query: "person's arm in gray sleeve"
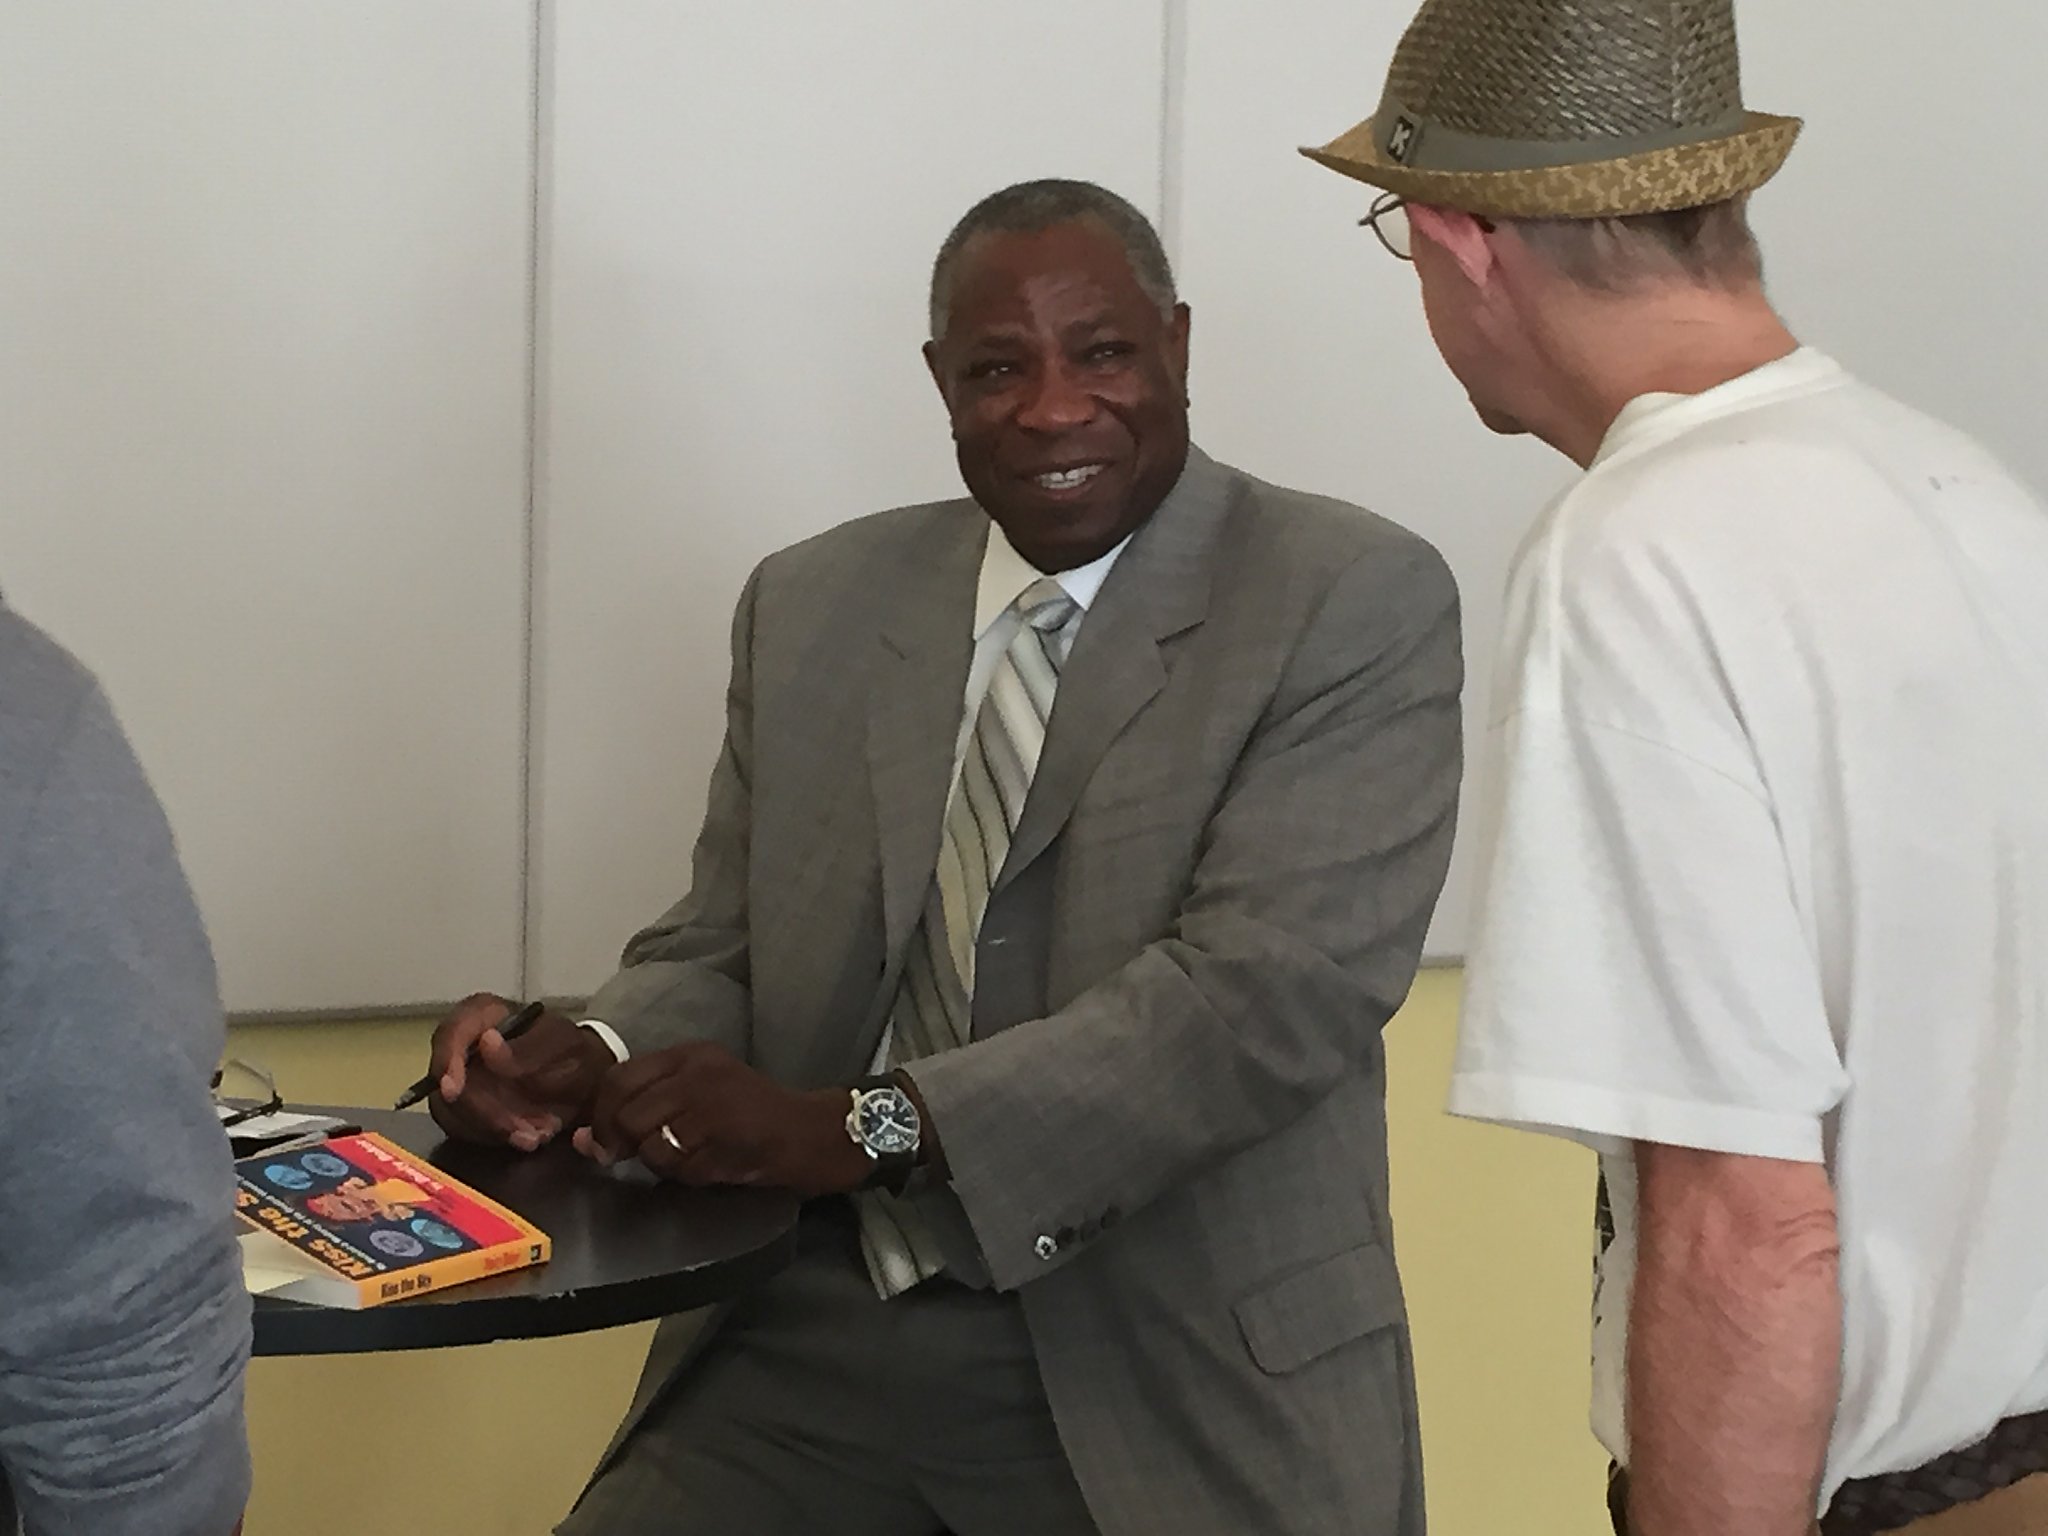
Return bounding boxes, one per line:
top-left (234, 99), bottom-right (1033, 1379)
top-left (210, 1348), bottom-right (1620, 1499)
top-left (0, 653), bottom-right (250, 1536)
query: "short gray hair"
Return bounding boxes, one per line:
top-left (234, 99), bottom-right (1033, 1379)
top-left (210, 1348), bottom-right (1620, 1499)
top-left (1508, 198), bottom-right (1765, 294)
top-left (929, 178), bottom-right (1176, 339)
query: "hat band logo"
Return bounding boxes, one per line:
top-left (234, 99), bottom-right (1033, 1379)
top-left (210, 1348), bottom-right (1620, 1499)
top-left (1386, 114), bottom-right (1419, 164)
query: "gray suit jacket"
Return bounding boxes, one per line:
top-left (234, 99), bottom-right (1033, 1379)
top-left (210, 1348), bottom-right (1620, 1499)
top-left (586, 448), bottom-right (1462, 1535)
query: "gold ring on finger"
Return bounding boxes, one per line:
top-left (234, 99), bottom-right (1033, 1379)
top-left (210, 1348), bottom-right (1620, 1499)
top-left (659, 1123), bottom-right (684, 1154)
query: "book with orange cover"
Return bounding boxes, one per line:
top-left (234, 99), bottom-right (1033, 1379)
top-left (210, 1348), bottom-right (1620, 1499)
top-left (234, 1131), bottom-right (549, 1308)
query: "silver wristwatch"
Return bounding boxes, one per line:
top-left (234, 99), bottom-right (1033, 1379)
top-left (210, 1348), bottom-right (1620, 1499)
top-left (846, 1077), bottom-right (921, 1193)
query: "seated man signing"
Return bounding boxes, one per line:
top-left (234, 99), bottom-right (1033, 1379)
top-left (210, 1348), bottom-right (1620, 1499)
top-left (426, 178), bottom-right (1462, 1536)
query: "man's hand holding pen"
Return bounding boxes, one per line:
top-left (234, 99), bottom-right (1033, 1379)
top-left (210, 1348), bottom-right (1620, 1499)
top-left (425, 999), bottom-right (888, 1195)
top-left (426, 993), bottom-right (615, 1151)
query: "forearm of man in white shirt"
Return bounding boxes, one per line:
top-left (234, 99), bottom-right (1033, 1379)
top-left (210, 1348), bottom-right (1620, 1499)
top-left (1627, 1142), bottom-right (1841, 1536)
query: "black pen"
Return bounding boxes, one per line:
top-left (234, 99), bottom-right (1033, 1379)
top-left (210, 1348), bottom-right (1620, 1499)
top-left (392, 999), bottom-right (546, 1110)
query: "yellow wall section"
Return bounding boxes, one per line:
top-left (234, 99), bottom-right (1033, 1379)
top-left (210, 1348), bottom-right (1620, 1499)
top-left (226, 970), bottom-right (1606, 1535)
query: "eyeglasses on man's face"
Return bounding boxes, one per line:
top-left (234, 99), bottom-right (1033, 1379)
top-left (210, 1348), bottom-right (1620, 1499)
top-left (1360, 192), bottom-right (1413, 262)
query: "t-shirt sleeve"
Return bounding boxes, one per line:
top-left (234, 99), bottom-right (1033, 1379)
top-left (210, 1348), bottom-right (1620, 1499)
top-left (1451, 502), bottom-right (1848, 1163)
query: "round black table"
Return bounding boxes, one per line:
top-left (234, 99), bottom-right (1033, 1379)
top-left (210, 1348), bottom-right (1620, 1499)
top-left (250, 1107), bottom-right (801, 1356)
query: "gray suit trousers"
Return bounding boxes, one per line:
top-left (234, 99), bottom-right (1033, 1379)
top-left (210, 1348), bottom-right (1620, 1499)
top-left (560, 1201), bottom-right (1098, 1536)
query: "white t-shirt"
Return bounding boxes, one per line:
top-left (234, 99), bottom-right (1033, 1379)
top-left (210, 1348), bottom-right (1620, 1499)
top-left (1450, 347), bottom-right (2048, 1501)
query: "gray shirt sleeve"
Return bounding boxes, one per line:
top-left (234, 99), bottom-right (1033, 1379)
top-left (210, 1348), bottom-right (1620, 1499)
top-left (0, 634), bottom-right (251, 1536)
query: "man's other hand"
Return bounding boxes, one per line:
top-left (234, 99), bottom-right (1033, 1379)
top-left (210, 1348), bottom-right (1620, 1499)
top-left (574, 1042), bottom-right (869, 1196)
top-left (426, 993), bottom-right (614, 1150)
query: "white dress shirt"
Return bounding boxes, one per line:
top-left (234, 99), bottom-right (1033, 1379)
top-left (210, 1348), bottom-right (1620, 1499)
top-left (953, 523), bottom-right (1129, 777)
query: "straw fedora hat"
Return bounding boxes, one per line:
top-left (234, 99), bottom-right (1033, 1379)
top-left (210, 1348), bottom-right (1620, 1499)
top-left (1302, 0), bottom-right (1801, 219)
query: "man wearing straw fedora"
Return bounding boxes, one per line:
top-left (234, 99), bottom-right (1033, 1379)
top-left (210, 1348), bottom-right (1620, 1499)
top-left (1306, 3), bottom-right (2048, 1534)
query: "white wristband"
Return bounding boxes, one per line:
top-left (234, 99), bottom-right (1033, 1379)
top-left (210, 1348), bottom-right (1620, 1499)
top-left (576, 1018), bottom-right (631, 1064)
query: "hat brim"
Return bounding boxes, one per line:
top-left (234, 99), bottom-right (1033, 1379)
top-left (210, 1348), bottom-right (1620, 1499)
top-left (1300, 110), bottom-right (1802, 219)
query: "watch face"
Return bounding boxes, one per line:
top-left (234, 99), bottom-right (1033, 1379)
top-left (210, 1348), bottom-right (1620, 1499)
top-left (856, 1087), bottom-right (920, 1157)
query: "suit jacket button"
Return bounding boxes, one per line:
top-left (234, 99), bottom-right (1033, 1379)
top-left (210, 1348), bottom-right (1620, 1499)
top-left (1034, 1234), bottom-right (1058, 1261)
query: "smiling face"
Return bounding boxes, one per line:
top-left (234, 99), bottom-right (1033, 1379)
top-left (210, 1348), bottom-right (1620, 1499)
top-left (924, 219), bottom-right (1191, 573)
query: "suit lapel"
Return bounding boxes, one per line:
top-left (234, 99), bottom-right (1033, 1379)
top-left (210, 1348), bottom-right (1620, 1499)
top-left (995, 449), bottom-right (1234, 894)
top-left (858, 451), bottom-right (1236, 1036)
top-left (867, 509), bottom-right (985, 969)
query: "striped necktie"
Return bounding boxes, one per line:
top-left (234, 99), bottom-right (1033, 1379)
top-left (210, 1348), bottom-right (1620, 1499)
top-left (857, 577), bottom-right (1081, 1296)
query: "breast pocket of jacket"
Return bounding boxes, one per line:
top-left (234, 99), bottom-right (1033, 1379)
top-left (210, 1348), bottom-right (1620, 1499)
top-left (1232, 1240), bottom-right (1406, 1376)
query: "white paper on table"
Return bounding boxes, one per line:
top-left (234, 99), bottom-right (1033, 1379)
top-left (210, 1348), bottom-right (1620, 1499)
top-left (217, 1106), bottom-right (349, 1141)
top-left (238, 1231), bottom-right (324, 1296)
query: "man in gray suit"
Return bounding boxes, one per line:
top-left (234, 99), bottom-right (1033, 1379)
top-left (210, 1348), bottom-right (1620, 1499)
top-left (427, 178), bottom-right (1461, 1536)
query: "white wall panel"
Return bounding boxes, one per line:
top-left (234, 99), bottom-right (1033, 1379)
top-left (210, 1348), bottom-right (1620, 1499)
top-left (7, 0), bottom-right (2031, 1008)
top-left (0, 3), bottom-right (534, 1012)
top-left (1737, 1), bottom-right (2048, 496)
top-left (532, 1), bottom-right (1167, 995)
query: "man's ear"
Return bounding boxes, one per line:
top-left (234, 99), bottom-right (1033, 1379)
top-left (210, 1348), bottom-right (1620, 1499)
top-left (921, 338), bottom-right (948, 403)
top-left (1409, 204), bottom-right (1498, 289)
